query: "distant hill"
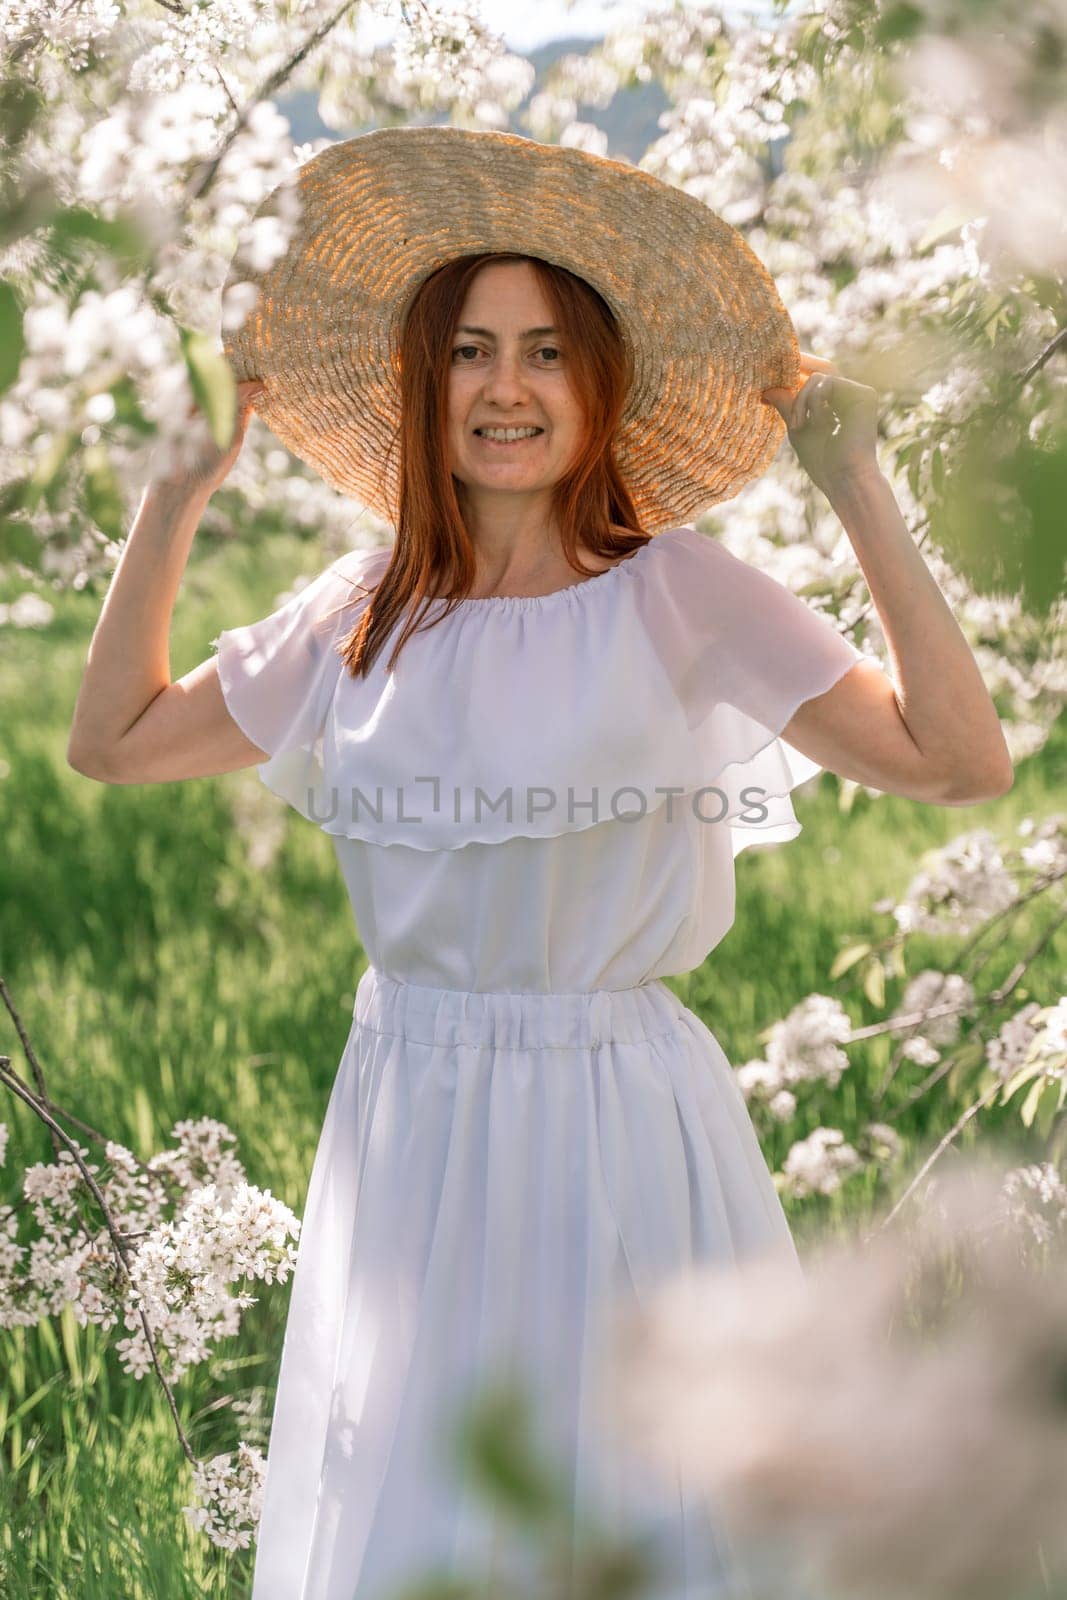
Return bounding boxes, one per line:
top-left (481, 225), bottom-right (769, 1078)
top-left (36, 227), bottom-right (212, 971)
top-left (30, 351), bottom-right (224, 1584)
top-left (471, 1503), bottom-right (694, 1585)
top-left (275, 35), bottom-right (671, 162)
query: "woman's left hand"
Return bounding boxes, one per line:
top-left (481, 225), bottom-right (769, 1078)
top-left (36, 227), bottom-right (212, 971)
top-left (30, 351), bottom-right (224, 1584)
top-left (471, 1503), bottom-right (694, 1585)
top-left (761, 352), bottom-right (881, 497)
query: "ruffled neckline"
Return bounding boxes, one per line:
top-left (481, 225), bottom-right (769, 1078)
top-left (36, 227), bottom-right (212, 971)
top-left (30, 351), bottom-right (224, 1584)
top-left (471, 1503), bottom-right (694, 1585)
top-left (216, 518), bottom-right (865, 855)
top-left (417, 525), bottom-right (683, 613)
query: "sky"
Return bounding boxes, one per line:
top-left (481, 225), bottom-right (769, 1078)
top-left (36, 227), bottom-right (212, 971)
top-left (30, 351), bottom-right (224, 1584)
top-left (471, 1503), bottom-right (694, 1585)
top-left (477, 0), bottom-right (800, 51)
top-left (361, 1), bottom-right (804, 55)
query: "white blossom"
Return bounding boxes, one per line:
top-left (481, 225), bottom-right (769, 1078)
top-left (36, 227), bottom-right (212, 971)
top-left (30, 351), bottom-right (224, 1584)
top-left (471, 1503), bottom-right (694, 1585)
top-left (985, 1000), bottom-right (1046, 1079)
top-left (865, 1121), bottom-right (904, 1162)
top-left (891, 969), bottom-right (977, 1053)
top-left (559, 121), bottom-right (609, 156)
top-left (781, 1126), bottom-right (863, 1199)
top-left (1002, 1161), bottom-right (1067, 1247)
top-left (183, 1440), bottom-right (266, 1551)
top-left (736, 1058), bottom-right (785, 1101)
top-left (893, 829), bottom-right (1019, 937)
top-left (0, 593), bottom-right (55, 629)
top-left (1017, 813), bottom-right (1067, 881)
top-left (768, 1089), bottom-right (797, 1123)
top-left (764, 994), bottom-right (854, 1091)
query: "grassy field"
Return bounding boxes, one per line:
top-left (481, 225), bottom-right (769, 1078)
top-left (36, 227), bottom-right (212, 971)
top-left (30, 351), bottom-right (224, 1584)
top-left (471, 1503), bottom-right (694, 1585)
top-left (1, 530), bottom-right (1062, 1596)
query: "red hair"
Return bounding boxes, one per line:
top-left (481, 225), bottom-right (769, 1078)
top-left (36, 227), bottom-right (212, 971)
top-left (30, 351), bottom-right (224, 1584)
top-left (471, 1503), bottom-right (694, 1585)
top-left (338, 252), bottom-right (651, 678)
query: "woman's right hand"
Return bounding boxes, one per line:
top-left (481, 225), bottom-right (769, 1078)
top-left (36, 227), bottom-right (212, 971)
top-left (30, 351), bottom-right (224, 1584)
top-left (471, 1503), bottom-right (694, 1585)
top-left (153, 378), bottom-right (267, 498)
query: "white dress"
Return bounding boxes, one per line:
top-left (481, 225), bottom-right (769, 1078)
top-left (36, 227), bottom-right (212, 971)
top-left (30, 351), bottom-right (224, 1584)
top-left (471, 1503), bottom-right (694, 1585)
top-left (214, 523), bottom-right (864, 1600)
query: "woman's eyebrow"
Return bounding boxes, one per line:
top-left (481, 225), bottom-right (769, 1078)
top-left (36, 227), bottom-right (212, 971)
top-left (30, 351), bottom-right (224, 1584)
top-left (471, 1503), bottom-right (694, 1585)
top-left (455, 325), bottom-right (559, 339)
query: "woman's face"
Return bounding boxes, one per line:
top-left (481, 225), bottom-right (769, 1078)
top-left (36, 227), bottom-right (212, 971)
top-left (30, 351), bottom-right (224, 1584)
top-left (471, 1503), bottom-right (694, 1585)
top-left (446, 260), bottom-right (585, 510)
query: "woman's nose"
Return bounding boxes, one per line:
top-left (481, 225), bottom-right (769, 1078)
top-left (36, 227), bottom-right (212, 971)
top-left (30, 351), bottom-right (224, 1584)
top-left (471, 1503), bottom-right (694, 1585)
top-left (481, 356), bottom-right (530, 399)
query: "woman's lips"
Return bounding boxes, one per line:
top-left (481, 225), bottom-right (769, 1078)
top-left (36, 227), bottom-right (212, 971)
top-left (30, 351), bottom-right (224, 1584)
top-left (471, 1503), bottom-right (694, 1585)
top-left (473, 430), bottom-right (545, 449)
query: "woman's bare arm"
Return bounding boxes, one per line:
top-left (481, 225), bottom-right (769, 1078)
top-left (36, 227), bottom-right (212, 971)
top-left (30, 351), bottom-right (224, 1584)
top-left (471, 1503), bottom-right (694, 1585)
top-left (66, 478), bottom-right (262, 783)
top-left (67, 381), bottom-right (269, 784)
top-left (780, 467), bottom-right (1015, 805)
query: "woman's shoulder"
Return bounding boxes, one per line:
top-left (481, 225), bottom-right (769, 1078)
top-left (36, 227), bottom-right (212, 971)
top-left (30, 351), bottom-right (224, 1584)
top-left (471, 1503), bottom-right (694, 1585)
top-left (305, 543), bottom-right (393, 621)
top-left (329, 542), bottom-right (393, 588)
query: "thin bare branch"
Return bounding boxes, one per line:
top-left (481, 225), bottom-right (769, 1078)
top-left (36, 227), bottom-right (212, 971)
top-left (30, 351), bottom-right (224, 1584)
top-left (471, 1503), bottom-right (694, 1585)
top-left (0, 1016), bottom-right (200, 1462)
top-left (872, 1078), bottom-right (1003, 1235)
top-left (184, 0), bottom-right (362, 206)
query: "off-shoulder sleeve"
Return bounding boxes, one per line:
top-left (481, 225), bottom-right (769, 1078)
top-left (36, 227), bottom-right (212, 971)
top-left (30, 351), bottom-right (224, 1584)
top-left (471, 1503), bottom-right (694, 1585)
top-left (212, 545), bottom-right (385, 822)
top-left (633, 525), bottom-right (866, 857)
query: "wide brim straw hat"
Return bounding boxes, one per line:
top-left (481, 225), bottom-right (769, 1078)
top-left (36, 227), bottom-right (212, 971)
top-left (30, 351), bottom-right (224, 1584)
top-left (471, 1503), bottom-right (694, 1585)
top-left (221, 125), bottom-right (801, 534)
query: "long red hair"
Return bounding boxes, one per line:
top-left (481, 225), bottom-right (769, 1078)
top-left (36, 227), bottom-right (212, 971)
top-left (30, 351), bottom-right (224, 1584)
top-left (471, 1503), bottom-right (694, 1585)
top-left (337, 252), bottom-right (651, 678)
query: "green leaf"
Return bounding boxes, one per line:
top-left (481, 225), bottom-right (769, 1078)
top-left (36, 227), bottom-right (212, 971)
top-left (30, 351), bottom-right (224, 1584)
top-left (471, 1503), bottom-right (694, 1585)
top-left (885, 943), bottom-right (908, 981)
top-left (984, 304), bottom-right (1013, 346)
top-left (830, 941), bottom-right (871, 980)
top-left (999, 1061), bottom-right (1039, 1103)
top-left (1019, 1073), bottom-right (1049, 1130)
top-left (180, 328), bottom-right (237, 451)
top-left (0, 477), bottom-right (26, 517)
top-left (1022, 271), bottom-right (1067, 314)
top-left (0, 279), bottom-right (24, 394)
top-left (862, 956), bottom-right (886, 1009)
top-left (50, 205), bottom-right (154, 272)
top-left (109, 375), bottom-right (156, 437)
top-left (1034, 1078), bottom-right (1061, 1140)
top-left (0, 78), bottom-right (42, 146)
top-left (27, 429), bottom-right (77, 500)
top-left (914, 200), bottom-right (987, 255)
top-left (941, 1038), bottom-right (983, 1097)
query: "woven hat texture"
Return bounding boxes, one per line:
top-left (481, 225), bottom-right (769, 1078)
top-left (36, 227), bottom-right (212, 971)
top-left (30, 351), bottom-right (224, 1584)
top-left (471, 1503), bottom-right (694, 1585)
top-left (222, 125), bottom-right (801, 532)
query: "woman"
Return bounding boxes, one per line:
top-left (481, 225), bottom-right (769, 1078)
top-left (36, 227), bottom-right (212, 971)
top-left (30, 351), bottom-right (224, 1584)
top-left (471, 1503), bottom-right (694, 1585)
top-left (67, 129), bottom-right (1013, 1599)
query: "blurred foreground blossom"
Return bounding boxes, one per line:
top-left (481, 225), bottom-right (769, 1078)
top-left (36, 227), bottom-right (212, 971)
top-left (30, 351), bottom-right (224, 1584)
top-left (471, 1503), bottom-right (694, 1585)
top-left (599, 1156), bottom-right (1067, 1600)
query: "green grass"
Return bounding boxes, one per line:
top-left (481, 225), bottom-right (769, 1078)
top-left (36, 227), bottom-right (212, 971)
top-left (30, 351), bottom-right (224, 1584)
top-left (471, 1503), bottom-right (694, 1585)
top-left (1, 531), bottom-right (1063, 1594)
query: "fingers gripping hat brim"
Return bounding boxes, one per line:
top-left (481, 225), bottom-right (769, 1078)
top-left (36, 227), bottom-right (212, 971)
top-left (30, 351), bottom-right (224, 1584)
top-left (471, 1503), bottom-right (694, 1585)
top-left (221, 125), bottom-right (800, 533)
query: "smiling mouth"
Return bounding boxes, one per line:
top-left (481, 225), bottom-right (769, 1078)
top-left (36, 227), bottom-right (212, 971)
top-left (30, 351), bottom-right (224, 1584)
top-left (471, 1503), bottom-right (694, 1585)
top-left (473, 429), bottom-right (545, 443)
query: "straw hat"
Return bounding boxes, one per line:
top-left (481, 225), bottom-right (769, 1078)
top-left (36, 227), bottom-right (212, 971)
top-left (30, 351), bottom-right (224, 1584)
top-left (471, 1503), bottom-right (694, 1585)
top-left (221, 125), bottom-right (801, 534)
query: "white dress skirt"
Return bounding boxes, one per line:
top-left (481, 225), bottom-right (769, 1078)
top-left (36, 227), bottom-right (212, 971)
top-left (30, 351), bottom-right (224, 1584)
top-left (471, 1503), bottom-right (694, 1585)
top-left (213, 523), bottom-right (865, 1599)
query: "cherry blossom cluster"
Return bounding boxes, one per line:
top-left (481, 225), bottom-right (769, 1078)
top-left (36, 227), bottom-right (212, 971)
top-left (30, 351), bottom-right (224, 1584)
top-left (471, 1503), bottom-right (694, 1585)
top-left (731, 811), bottom-right (1067, 1204)
top-left (0, 1103), bottom-right (299, 1546)
top-left (182, 1439), bottom-right (267, 1553)
top-left (0, 0), bottom-right (536, 573)
top-left (0, 1116), bottom-right (299, 1372)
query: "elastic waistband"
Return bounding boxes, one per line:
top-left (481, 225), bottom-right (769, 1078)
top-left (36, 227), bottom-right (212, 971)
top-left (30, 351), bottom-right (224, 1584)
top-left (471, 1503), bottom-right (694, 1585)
top-left (353, 966), bottom-right (687, 1050)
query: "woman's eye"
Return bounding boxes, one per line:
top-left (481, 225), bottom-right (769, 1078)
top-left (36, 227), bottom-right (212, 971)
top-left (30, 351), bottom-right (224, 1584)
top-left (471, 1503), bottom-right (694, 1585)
top-left (451, 346), bottom-right (562, 362)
